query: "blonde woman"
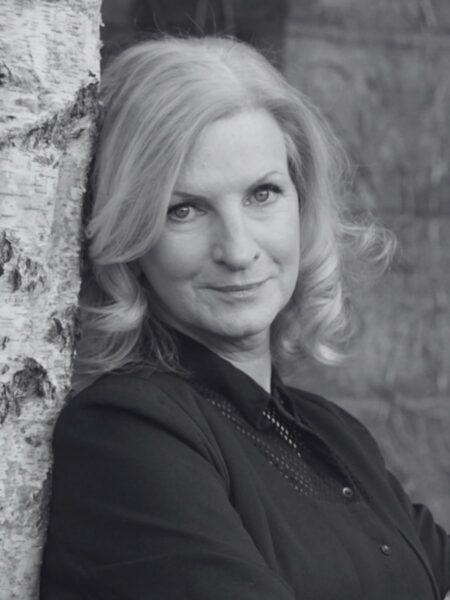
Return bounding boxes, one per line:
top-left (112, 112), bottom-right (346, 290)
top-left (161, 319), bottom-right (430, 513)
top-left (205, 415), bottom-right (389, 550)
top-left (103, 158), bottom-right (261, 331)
top-left (40, 36), bottom-right (449, 600)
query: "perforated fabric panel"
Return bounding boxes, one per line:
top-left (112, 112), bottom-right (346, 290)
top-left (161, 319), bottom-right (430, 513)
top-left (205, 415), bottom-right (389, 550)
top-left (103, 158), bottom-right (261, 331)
top-left (193, 381), bottom-right (363, 503)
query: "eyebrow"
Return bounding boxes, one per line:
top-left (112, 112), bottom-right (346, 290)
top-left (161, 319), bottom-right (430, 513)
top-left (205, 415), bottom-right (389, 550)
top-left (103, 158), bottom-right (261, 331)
top-left (172, 170), bottom-right (283, 199)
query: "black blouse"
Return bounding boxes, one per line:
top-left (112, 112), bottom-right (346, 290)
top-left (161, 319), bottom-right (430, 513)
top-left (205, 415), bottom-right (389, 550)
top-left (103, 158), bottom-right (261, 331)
top-left (40, 334), bottom-right (449, 599)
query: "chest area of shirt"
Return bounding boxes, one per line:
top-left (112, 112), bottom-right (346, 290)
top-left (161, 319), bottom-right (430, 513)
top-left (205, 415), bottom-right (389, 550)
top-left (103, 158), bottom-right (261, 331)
top-left (199, 393), bottom-right (436, 600)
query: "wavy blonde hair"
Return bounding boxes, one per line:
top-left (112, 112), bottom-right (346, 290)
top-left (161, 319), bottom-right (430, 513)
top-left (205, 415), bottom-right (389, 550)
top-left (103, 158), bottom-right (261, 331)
top-left (73, 35), bottom-right (395, 390)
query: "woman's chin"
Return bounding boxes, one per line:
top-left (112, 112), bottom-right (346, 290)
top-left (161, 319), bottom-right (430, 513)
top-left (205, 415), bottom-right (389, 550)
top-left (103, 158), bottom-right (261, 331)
top-left (167, 300), bottom-right (282, 346)
top-left (200, 316), bottom-right (273, 345)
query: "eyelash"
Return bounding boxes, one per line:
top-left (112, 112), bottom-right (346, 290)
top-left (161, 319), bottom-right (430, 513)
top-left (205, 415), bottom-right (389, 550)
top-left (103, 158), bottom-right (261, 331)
top-left (167, 183), bottom-right (284, 222)
top-left (249, 183), bottom-right (283, 204)
top-left (167, 202), bottom-right (204, 222)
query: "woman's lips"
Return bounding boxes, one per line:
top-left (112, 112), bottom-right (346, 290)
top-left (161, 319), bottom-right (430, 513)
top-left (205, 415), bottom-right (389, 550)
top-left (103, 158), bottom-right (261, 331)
top-left (212, 281), bottom-right (265, 292)
top-left (207, 280), bottom-right (269, 298)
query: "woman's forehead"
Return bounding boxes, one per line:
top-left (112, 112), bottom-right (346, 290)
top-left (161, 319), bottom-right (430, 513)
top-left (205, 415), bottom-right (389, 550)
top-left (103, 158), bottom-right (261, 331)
top-left (175, 110), bottom-right (289, 193)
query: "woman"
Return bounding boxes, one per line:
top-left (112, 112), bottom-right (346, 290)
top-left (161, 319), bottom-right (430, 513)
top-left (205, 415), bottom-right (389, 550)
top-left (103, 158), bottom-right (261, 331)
top-left (40, 36), bottom-right (449, 599)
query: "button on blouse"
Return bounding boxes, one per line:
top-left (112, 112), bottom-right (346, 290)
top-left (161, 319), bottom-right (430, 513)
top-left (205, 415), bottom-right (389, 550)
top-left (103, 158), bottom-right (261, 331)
top-left (342, 486), bottom-right (354, 499)
top-left (40, 332), bottom-right (448, 600)
top-left (176, 334), bottom-right (442, 599)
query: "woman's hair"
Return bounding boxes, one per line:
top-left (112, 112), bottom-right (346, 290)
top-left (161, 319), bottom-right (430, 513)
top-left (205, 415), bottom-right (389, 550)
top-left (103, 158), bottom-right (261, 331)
top-left (73, 35), bottom-right (395, 390)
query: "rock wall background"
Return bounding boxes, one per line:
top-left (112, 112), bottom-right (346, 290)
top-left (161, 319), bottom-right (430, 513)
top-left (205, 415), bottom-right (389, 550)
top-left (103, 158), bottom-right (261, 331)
top-left (283, 0), bottom-right (450, 530)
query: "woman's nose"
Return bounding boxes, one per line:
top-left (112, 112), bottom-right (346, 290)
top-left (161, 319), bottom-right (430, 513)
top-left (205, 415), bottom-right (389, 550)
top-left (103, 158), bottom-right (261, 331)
top-left (211, 211), bottom-right (260, 270)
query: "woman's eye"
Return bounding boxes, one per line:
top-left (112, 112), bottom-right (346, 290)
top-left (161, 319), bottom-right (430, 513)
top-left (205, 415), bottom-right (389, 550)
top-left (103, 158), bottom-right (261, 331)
top-left (167, 203), bottom-right (195, 222)
top-left (252, 184), bottom-right (282, 205)
top-left (254, 189), bottom-right (270, 203)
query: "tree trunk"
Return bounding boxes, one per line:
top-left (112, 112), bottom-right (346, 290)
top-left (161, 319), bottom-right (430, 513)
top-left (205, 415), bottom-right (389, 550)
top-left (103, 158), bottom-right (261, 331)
top-left (0, 2), bottom-right (101, 598)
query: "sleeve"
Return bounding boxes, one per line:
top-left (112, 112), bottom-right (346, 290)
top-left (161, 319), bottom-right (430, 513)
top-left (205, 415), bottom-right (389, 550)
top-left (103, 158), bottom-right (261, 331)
top-left (386, 470), bottom-right (450, 599)
top-left (331, 400), bottom-right (450, 598)
top-left (50, 378), bottom-right (296, 600)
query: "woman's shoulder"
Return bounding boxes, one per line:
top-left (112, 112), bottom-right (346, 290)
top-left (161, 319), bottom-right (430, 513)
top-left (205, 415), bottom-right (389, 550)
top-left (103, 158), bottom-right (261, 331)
top-left (285, 383), bottom-right (361, 423)
top-left (71, 369), bottom-right (199, 412)
top-left (284, 383), bottom-right (349, 418)
top-left (54, 370), bottom-right (215, 453)
top-left (285, 384), bottom-right (382, 455)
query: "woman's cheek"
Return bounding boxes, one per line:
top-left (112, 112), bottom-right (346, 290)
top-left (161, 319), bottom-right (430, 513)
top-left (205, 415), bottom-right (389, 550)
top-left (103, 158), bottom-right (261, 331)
top-left (155, 234), bottom-right (208, 281)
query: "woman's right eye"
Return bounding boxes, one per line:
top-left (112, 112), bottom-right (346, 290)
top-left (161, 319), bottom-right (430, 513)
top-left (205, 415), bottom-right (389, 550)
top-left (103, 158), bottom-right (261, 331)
top-left (167, 203), bottom-right (199, 222)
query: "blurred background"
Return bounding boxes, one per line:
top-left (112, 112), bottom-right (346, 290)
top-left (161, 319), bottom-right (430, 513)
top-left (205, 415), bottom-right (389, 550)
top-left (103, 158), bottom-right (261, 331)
top-left (100, 0), bottom-right (450, 528)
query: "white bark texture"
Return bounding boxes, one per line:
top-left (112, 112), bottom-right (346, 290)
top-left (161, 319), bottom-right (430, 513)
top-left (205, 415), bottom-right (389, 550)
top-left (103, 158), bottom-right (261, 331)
top-left (0, 2), bottom-right (101, 598)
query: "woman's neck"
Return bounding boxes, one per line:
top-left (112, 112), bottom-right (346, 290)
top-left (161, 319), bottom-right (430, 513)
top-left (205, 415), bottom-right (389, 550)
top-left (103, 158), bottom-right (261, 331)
top-left (221, 347), bottom-right (272, 392)
top-left (182, 330), bottom-right (273, 392)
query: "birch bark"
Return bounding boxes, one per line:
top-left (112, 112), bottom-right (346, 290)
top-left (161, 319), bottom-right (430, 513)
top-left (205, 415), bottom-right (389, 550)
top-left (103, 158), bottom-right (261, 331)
top-left (0, 2), bottom-right (101, 597)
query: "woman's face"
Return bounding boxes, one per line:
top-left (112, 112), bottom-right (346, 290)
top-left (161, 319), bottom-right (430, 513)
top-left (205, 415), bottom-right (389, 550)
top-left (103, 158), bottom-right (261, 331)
top-left (140, 109), bottom-right (300, 352)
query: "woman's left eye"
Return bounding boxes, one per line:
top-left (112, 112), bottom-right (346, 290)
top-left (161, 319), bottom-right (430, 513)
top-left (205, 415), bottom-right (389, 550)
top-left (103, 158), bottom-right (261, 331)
top-left (251, 184), bottom-right (282, 204)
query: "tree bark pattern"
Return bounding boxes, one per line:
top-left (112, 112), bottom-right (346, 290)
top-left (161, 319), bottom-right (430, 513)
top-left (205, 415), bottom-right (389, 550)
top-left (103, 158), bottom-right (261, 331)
top-left (0, 1), bottom-right (101, 598)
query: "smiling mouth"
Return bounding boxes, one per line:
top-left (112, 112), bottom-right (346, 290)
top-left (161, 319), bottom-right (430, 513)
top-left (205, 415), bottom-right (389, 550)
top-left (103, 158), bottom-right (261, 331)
top-left (209, 281), bottom-right (267, 294)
